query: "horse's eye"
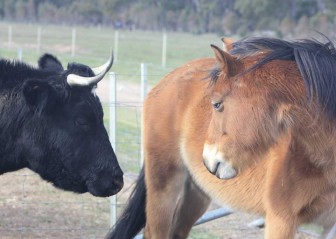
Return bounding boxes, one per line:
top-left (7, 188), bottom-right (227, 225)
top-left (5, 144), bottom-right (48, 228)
top-left (212, 101), bottom-right (223, 111)
top-left (75, 118), bottom-right (90, 131)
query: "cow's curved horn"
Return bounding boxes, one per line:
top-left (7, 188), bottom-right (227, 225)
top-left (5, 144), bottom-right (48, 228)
top-left (67, 70), bottom-right (106, 87)
top-left (91, 52), bottom-right (114, 75)
top-left (67, 52), bottom-right (114, 87)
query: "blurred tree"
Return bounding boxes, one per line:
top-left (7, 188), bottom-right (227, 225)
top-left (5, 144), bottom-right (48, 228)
top-left (37, 1), bottom-right (57, 23)
top-left (325, 0), bottom-right (336, 12)
top-left (26, 0), bottom-right (36, 21)
top-left (294, 0), bottom-right (318, 20)
top-left (295, 15), bottom-right (310, 37)
top-left (37, 0), bottom-right (72, 8)
top-left (15, 0), bottom-right (26, 21)
top-left (137, 0), bottom-right (190, 30)
top-left (69, 0), bottom-right (103, 25)
top-left (3, 0), bottom-right (16, 20)
top-left (0, 0), bottom-right (335, 38)
top-left (234, 0), bottom-right (289, 32)
top-left (0, 1), bottom-right (4, 18)
top-left (97, 0), bottom-right (138, 26)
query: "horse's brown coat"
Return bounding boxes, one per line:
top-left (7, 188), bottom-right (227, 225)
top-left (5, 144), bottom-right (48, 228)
top-left (142, 41), bottom-right (336, 239)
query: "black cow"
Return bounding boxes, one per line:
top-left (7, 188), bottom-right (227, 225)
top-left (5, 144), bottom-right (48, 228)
top-left (0, 53), bottom-right (123, 197)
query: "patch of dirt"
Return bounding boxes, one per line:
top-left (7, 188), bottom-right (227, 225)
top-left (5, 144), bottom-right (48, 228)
top-left (0, 169), bottom-right (319, 239)
top-left (96, 78), bottom-right (143, 105)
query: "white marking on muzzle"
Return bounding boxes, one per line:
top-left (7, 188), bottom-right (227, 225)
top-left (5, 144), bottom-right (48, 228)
top-left (202, 143), bottom-right (237, 179)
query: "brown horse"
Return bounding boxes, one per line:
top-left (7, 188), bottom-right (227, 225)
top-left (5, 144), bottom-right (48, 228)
top-left (107, 37), bottom-right (336, 239)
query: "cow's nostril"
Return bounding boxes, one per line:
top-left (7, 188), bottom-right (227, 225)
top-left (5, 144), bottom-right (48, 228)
top-left (112, 175), bottom-right (124, 190)
top-left (113, 166), bottom-right (124, 176)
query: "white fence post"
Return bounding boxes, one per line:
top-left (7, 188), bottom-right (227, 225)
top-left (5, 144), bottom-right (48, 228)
top-left (114, 31), bottom-right (119, 62)
top-left (109, 72), bottom-right (117, 226)
top-left (37, 26), bottom-right (41, 53)
top-left (17, 48), bottom-right (22, 62)
top-left (140, 63), bottom-right (148, 167)
top-left (71, 28), bottom-right (76, 57)
top-left (8, 25), bottom-right (12, 49)
top-left (162, 31), bottom-right (167, 68)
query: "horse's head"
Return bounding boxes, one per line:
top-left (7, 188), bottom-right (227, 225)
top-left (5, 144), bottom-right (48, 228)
top-left (203, 40), bottom-right (306, 179)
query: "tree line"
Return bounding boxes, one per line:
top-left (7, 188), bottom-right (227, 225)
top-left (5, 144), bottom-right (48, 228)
top-left (1, 0), bottom-right (336, 38)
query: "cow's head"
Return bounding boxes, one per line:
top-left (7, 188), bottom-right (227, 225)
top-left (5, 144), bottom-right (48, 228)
top-left (20, 53), bottom-right (123, 197)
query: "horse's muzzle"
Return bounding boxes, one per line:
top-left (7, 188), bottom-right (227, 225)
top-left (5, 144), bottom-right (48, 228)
top-left (202, 143), bottom-right (237, 179)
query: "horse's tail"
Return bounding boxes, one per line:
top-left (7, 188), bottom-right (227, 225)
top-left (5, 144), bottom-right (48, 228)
top-left (106, 167), bottom-right (146, 239)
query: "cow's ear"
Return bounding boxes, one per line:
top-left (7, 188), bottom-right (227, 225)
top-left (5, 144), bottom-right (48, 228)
top-left (23, 79), bottom-right (57, 115)
top-left (38, 54), bottom-right (64, 72)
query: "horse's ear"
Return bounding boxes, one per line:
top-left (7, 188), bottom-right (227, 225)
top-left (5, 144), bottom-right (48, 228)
top-left (221, 37), bottom-right (234, 52)
top-left (211, 44), bottom-right (238, 77)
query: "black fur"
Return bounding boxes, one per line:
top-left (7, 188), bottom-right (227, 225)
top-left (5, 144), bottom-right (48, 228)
top-left (230, 37), bottom-right (336, 118)
top-left (38, 53), bottom-right (64, 72)
top-left (0, 54), bottom-right (123, 197)
top-left (106, 167), bottom-right (146, 239)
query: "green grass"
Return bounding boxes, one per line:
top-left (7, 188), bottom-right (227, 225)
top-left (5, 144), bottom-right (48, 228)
top-left (0, 22), bottom-right (222, 84)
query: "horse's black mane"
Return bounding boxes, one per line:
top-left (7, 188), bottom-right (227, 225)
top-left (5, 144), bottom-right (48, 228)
top-left (224, 37), bottom-right (336, 118)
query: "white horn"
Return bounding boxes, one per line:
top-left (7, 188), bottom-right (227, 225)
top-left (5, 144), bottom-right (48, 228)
top-left (92, 52), bottom-right (114, 75)
top-left (67, 51), bottom-right (114, 87)
top-left (67, 71), bottom-right (106, 87)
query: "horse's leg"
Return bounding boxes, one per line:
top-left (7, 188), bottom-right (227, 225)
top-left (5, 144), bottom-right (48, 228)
top-left (264, 211), bottom-right (297, 239)
top-left (170, 174), bottom-right (211, 239)
top-left (144, 153), bottom-right (185, 239)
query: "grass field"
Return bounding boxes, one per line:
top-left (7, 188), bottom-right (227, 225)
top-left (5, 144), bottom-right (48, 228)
top-left (0, 21), bottom-right (223, 84)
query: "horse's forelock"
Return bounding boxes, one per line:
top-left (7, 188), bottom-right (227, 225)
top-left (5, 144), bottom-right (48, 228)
top-left (209, 66), bottom-right (221, 85)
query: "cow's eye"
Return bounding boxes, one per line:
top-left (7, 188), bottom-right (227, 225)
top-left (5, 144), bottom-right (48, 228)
top-left (75, 118), bottom-right (90, 131)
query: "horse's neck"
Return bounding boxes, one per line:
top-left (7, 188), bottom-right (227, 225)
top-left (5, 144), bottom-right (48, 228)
top-left (295, 123), bottom-right (336, 175)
